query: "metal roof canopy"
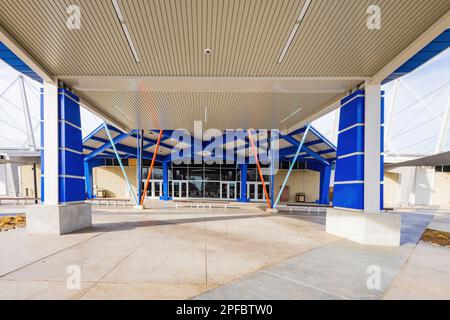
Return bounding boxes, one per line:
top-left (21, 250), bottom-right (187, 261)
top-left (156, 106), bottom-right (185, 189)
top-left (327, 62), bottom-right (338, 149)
top-left (0, 1), bottom-right (449, 132)
top-left (385, 151), bottom-right (450, 169)
top-left (82, 124), bottom-right (337, 165)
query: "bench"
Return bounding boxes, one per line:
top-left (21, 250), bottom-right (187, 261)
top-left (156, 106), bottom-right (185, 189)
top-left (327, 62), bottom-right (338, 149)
top-left (89, 198), bottom-right (132, 207)
top-left (174, 202), bottom-right (240, 211)
top-left (0, 197), bottom-right (40, 205)
top-left (279, 205), bottom-right (327, 215)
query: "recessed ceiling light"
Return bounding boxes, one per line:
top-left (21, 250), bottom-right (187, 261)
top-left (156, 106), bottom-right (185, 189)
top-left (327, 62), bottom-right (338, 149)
top-left (204, 48), bottom-right (212, 55)
top-left (112, 0), bottom-right (140, 63)
top-left (112, 0), bottom-right (124, 22)
top-left (278, 0), bottom-right (312, 64)
top-left (280, 107), bottom-right (303, 124)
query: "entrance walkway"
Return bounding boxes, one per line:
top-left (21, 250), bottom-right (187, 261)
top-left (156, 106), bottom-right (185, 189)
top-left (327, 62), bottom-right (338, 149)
top-left (0, 206), bottom-right (448, 299)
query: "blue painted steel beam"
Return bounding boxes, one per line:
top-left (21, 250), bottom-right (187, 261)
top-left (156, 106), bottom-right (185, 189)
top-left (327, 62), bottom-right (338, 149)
top-left (85, 134), bottom-right (164, 163)
top-left (84, 131), bottom-right (130, 161)
top-left (133, 130), bottom-right (179, 151)
top-left (83, 145), bottom-right (116, 157)
top-left (309, 126), bottom-right (337, 152)
top-left (274, 125), bottom-right (312, 208)
top-left (0, 42), bottom-right (42, 82)
top-left (281, 134), bottom-right (330, 166)
top-left (103, 123), bottom-right (139, 206)
top-left (82, 124), bottom-right (105, 144)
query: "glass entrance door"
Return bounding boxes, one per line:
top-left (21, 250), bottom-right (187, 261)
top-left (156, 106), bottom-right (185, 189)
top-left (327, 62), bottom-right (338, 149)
top-left (172, 181), bottom-right (188, 199)
top-left (221, 182), bottom-right (237, 200)
top-left (247, 182), bottom-right (269, 201)
top-left (142, 180), bottom-right (163, 199)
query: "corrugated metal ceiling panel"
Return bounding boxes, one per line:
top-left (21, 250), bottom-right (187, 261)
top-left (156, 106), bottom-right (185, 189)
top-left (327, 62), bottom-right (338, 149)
top-left (0, 0), bottom-right (447, 77)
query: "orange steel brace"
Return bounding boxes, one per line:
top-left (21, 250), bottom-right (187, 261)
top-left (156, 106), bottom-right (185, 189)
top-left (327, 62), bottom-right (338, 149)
top-left (247, 129), bottom-right (271, 209)
top-left (140, 129), bottom-right (164, 206)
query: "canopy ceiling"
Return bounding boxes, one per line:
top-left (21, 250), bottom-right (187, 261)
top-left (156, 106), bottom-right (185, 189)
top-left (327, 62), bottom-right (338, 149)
top-left (0, 0), bottom-right (448, 130)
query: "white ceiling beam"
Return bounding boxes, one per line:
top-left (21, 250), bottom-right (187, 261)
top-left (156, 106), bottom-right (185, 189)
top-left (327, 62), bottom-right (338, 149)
top-left (55, 76), bottom-right (368, 93)
top-left (370, 11), bottom-right (450, 84)
top-left (75, 92), bottom-right (130, 133)
top-left (0, 24), bottom-right (54, 83)
top-left (285, 93), bottom-right (347, 132)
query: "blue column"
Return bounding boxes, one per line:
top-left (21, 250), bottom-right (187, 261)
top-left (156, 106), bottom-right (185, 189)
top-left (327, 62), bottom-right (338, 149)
top-left (238, 163), bottom-right (249, 202)
top-left (84, 160), bottom-right (93, 199)
top-left (41, 88), bottom-right (86, 203)
top-left (380, 96), bottom-right (385, 210)
top-left (319, 165), bottom-right (332, 205)
top-left (269, 131), bottom-right (275, 208)
top-left (136, 130), bottom-right (143, 202)
top-left (333, 90), bottom-right (384, 211)
top-left (161, 161), bottom-right (171, 201)
top-left (58, 89), bottom-right (86, 203)
top-left (308, 162), bottom-right (332, 205)
top-left (39, 90), bottom-right (45, 202)
top-left (84, 158), bottom-right (103, 199)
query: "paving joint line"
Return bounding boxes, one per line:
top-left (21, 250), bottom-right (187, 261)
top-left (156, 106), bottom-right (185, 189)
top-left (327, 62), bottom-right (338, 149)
top-left (0, 222), bottom-right (130, 279)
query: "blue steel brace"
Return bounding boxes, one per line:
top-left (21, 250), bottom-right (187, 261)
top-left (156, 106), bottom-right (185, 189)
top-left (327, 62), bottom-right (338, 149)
top-left (274, 124), bottom-right (312, 209)
top-left (103, 123), bottom-right (139, 206)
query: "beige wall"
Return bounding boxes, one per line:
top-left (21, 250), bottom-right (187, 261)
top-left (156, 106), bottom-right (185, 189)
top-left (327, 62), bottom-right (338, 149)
top-left (274, 169), bottom-right (320, 203)
top-left (384, 172), bottom-right (400, 207)
top-left (433, 172), bottom-right (450, 207)
top-left (19, 164), bottom-right (41, 198)
top-left (92, 166), bottom-right (321, 202)
top-left (93, 166), bottom-right (138, 198)
top-left (384, 170), bottom-right (450, 208)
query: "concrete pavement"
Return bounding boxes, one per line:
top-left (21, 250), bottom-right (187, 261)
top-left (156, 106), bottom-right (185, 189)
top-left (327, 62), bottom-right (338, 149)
top-left (0, 206), bottom-right (449, 300)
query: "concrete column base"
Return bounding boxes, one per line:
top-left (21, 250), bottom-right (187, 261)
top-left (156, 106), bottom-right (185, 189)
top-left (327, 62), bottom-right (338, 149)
top-left (266, 208), bottom-right (278, 214)
top-left (134, 205), bottom-right (145, 210)
top-left (326, 208), bottom-right (401, 247)
top-left (26, 203), bottom-right (92, 235)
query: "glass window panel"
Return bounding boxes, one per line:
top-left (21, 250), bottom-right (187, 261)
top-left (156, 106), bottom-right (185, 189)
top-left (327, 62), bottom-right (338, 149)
top-left (229, 183), bottom-right (236, 199)
top-left (189, 182), bottom-right (204, 198)
top-left (281, 162), bottom-right (290, 169)
top-left (173, 168), bottom-right (188, 180)
top-left (205, 182), bottom-right (220, 198)
top-left (152, 167), bottom-right (163, 180)
top-left (154, 181), bottom-right (161, 197)
top-left (181, 182), bottom-right (188, 197)
top-left (142, 167), bottom-right (148, 178)
top-left (221, 168), bottom-right (236, 181)
top-left (247, 168), bottom-right (257, 181)
top-left (204, 167), bottom-right (220, 181)
top-left (189, 168), bottom-right (204, 180)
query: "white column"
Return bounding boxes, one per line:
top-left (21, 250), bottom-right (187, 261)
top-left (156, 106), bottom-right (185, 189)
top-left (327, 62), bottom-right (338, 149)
top-left (43, 80), bottom-right (59, 205)
top-left (364, 82), bottom-right (381, 213)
